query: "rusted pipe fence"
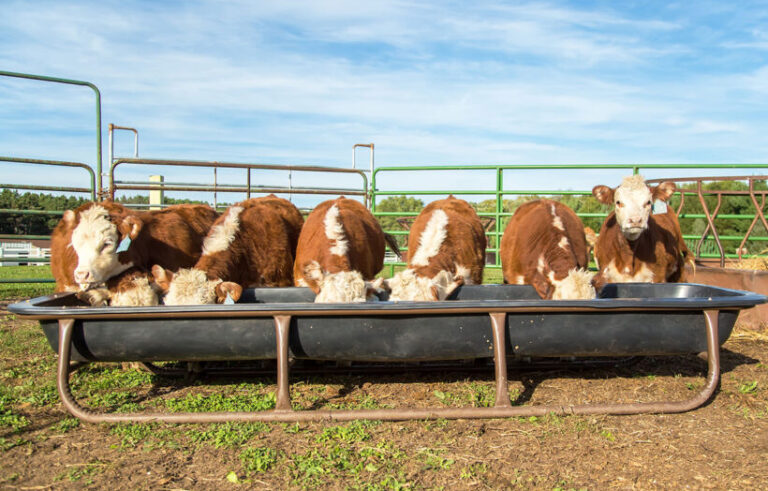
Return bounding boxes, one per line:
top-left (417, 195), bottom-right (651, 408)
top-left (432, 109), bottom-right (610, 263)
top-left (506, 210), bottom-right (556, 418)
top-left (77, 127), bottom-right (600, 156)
top-left (109, 158), bottom-right (370, 207)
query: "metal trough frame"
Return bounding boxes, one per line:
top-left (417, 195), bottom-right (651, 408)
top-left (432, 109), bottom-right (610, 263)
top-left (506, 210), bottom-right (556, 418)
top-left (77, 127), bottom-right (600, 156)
top-left (51, 306), bottom-right (722, 424)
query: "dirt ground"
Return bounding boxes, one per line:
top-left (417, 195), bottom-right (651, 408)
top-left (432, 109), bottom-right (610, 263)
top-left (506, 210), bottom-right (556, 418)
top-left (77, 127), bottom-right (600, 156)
top-left (1, 308), bottom-right (767, 490)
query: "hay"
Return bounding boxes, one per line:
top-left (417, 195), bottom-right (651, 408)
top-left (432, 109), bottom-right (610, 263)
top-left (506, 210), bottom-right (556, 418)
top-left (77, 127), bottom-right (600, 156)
top-left (726, 248), bottom-right (768, 271)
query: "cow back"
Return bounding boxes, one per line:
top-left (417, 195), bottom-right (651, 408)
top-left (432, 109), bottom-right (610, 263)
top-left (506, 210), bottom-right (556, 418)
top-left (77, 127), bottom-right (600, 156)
top-left (294, 197), bottom-right (385, 290)
top-left (195, 196), bottom-right (303, 287)
top-left (501, 199), bottom-right (590, 295)
top-left (407, 196), bottom-right (486, 283)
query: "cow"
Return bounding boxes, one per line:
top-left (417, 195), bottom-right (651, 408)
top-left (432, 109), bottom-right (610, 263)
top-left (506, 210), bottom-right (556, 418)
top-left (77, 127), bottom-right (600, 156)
top-left (51, 207), bottom-right (172, 306)
top-left (77, 268), bottom-right (160, 307)
top-left (153, 195), bottom-right (304, 305)
top-left (62, 201), bottom-right (218, 290)
top-left (591, 174), bottom-right (693, 285)
top-left (383, 196), bottom-right (486, 301)
top-left (293, 196), bottom-right (400, 303)
top-left (50, 214), bottom-right (78, 293)
top-left (500, 199), bottom-right (595, 300)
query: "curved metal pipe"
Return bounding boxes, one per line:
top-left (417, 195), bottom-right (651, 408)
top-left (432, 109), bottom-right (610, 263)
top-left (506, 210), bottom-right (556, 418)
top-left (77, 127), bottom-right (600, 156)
top-left (55, 310), bottom-right (721, 423)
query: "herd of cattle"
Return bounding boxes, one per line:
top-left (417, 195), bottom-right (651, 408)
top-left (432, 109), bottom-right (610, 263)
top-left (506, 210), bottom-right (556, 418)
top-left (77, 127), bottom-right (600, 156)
top-left (49, 174), bottom-right (694, 306)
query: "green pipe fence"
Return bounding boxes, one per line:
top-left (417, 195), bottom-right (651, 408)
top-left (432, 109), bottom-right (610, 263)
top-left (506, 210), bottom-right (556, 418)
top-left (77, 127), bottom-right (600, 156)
top-left (371, 163), bottom-right (768, 275)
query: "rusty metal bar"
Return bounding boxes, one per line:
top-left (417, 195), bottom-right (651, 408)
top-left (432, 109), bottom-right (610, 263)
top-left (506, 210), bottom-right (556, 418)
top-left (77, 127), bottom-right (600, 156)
top-left (0, 156), bottom-right (96, 200)
top-left (746, 179), bottom-right (768, 256)
top-left (54, 309), bottom-right (722, 423)
top-left (490, 313), bottom-right (511, 408)
top-left (353, 143), bottom-right (374, 175)
top-left (109, 157), bottom-right (369, 206)
top-left (696, 193), bottom-right (723, 260)
top-left (738, 192), bottom-right (765, 259)
top-left (696, 180), bottom-right (726, 266)
top-left (274, 315), bottom-right (292, 411)
top-left (112, 183), bottom-right (365, 196)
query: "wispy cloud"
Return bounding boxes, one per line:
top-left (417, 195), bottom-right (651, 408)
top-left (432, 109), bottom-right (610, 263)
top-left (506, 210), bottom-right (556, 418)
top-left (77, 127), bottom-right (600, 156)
top-left (1, 0), bottom-right (768, 205)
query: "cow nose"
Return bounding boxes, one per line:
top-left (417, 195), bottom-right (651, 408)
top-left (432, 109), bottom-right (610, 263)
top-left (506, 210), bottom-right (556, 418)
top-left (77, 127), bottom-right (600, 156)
top-left (627, 217), bottom-right (643, 227)
top-left (74, 270), bottom-right (91, 284)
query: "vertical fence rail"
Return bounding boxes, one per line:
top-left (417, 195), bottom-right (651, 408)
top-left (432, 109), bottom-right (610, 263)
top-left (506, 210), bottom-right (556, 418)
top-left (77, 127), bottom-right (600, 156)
top-left (0, 70), bottom-right (103, 195)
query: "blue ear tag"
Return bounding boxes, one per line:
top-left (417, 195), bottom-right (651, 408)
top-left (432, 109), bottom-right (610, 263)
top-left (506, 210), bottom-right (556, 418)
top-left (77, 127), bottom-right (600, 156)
top-left (116, 236), bottom-right (132, 253)
top-left (652, 200), bottom-right (668, 215)
top-left (223, 293), bottom-right (235, 305)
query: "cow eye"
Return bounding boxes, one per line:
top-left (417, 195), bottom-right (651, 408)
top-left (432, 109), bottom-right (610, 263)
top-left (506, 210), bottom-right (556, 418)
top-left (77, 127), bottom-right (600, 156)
top-left (101, 241), bottom-right (113, 252)
top-left (615, 200), bottom-right (622, 207)
top-left (646, 200), bottom-right (652, 206)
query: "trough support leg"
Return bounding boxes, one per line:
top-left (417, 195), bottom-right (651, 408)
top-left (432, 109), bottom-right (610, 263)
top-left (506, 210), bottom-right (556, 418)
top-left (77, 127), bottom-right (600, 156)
top-left (273, 315), bottom-right (293, 411)
top-left (53, 310), bottom-right (722, 423)
top-left (489, 312), bottom-right (512, 408)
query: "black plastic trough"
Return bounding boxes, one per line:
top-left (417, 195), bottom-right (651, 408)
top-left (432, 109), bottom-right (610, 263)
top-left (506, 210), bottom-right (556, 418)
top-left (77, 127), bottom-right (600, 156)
top-left (11, 283), bottom-right (764, 362)
top-left (8, 283), bottom-right (766, 423)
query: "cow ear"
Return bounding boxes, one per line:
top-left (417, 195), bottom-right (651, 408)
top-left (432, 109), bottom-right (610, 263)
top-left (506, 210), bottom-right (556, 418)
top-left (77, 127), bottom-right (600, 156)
top-left (151, 265), bottom-right (173, 293)
top-left (118, 215), bottom-right (143, 240)
top-left (63, 210), bottom-right (75, 225)
top-left (303, 261), bottom-right (325, 283)
top-left (444, 275), bottom-right (464, 299)
top-left (216, 282), bottom-right (242, 304)
top-left (531, 275), bottom-right (552, 299)
top-left (591, 272), bottom-right (607, 295)
top-left (429, 271), bottom-right (463, 301)
top-left (592, 185), bottom-right (614, 205)
top-left (652, 181), bottom-right (675, 202)
top-left (369, 277), bottom-right (390, 293)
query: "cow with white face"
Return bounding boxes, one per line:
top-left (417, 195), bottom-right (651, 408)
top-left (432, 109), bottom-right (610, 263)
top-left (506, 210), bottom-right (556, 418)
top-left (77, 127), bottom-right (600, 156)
top-left (593, 174), bottom-right (673, 242)
top-left (68, 203), bottom-right (140, 288)
top-left (63, 201), bottom-right (219, 290)
top-left (592, 175), bottom-right (693, 285)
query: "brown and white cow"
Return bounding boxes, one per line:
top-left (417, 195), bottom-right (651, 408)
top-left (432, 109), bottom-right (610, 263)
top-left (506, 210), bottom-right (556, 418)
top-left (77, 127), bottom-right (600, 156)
top-left (294, 196), bottom-right (399, 303)
top-left (591, 174), bottom-right (693, 285)
top-left (51, 213), bottom-right (78, 293)
top-left (153, 195), bottom-right (304, 305)
top-left (501, 199), bottom-right (595, 300)
top-left (77, 268), bottom-right (161, 307)
top-left (62, 201), bottom-right (218, 290)
top-left (384, 196), bottom-right (486, 301)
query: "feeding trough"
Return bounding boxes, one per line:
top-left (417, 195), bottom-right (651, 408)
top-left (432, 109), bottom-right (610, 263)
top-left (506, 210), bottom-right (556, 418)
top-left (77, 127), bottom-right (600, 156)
top-left (8, 283), bottom-right (766, 423)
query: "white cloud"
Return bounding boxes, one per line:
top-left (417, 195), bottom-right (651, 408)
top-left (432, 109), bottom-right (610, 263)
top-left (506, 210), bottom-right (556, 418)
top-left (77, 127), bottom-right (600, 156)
top-left (2, 0), bottom-right (768, 209)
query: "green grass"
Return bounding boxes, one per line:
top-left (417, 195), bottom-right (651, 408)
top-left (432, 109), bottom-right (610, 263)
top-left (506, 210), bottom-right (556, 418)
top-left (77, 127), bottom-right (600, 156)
top-left (0, 265), bottom-right (55, 299)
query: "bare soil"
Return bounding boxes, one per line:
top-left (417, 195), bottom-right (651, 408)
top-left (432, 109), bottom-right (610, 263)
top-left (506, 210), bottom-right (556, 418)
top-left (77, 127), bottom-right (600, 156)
top-left (1, 311), bottom-right (767, 490)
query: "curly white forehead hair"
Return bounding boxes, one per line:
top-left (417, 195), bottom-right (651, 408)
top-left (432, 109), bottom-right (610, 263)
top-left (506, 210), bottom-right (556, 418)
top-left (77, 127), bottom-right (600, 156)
top-left (619, 174), bottom-right (647, 190)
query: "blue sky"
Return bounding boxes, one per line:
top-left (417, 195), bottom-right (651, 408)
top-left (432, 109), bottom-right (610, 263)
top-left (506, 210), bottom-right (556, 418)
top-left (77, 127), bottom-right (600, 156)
top-left (2, 1), bottom-right (768, 207)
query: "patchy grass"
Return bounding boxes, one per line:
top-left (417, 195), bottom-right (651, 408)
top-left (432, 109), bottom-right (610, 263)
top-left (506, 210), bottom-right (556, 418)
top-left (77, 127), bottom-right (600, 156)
top-left (0, 265), bottom-right (54, 299)
top-left (0, 298), bottom-right (766, 488)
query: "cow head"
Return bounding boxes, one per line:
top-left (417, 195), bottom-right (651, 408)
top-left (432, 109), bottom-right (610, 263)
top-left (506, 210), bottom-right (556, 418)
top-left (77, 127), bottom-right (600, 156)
top-left (384, 269), bottom-right (463, 301)
top-left (66, 203), bottom-right (139, 288)
top-left (303, 261), bottom-right (381, 303)
top-left (593, 175), bottom-right (675, 241)
top-left (550, 268), bottom-right (596, 300)
top-left (107, 272), bottom-right (160, 307)
top-left (152, 265), bottom-right (243, 305)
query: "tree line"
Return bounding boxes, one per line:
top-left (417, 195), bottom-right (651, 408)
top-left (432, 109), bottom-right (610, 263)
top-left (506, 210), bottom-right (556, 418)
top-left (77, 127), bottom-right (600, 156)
top-left (375, 180), bottom-right (768, 255)
top-left (0, 191), bottom-right (201, 236)
top-left (2, 182), bottom-right (766, 256)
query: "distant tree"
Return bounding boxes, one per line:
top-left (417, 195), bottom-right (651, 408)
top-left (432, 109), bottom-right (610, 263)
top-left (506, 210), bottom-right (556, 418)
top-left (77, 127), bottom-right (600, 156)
top-left (374, 196), bottom-right (424, 247)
